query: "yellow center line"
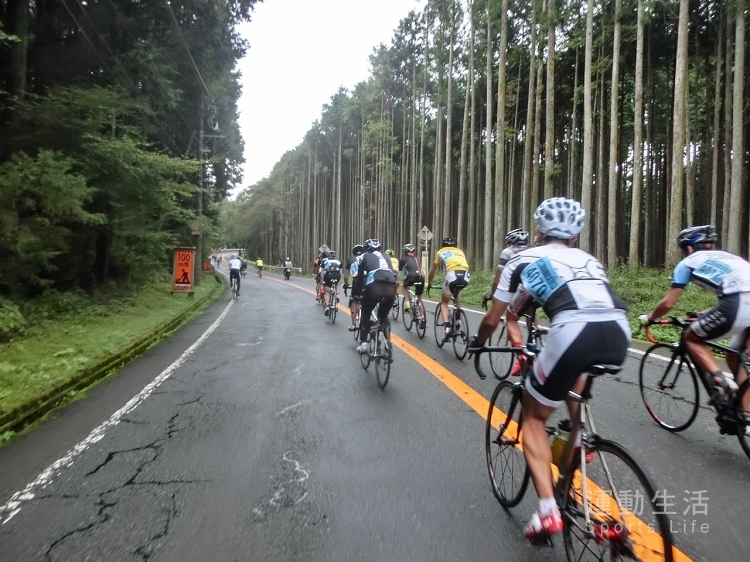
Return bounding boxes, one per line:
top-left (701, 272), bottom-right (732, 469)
top-left (270, 276), bottom-right (691, 561)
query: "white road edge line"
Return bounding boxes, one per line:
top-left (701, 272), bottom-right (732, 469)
top-left (0, 299), bottom-right (235, 525)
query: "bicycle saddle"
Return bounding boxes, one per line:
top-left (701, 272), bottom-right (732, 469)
top-left (588, 364), bottom-right (622, 376)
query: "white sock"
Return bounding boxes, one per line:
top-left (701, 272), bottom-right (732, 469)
top-left (538, 498), bottom-right (558, 516)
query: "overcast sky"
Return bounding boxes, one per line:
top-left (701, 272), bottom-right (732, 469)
top-left (234, 0), bottom-right (425, 197)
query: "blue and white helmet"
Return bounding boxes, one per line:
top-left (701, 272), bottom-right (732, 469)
top-left (677, 225), bottom-right (716, 249)
top-left (363, 238), bottom-right (382, 252)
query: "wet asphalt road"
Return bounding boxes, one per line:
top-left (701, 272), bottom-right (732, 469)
top-left (0, 270), bottom-right (748, 561)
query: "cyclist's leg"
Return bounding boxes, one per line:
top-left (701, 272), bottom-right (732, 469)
top-left (375, 283), bottom-right (396, 326)
top-left (359, 291), bottom-right (377, 344)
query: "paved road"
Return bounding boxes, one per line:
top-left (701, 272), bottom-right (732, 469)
top-left (0, 271), bottom-right (748, 561)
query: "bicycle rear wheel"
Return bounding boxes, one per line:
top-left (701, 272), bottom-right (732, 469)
top-left (433, 306), bottom-right (445, 348)
top-left (352, 303), bottom-right (361, 341)
top-left (561, 439), bottom-right (673, 562)
top-left (485, 381), bottom-right (529, 508)
top-left (452, 308), bottom-right (469, 360)
top-left (736, 379), bottom-right (750, 460)
top-left (639, 343), bottom-right (699, 432)
top-left (375, 329), bottom-right (391, 389)
top-left (415, 300), bottom-right (427, 339)
top-left (391, 296), bottom-right (399, 320)
top-left (402, 296), bottom-right (413, 331)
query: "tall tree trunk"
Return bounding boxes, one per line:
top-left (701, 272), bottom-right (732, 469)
top-left (568, 48), bottom-right (579, 199)
top-left (458, 3), bottom-right (474, 252)
top-left (667, 0), bottom-right (689, 267)
top-left (6, 0), bottom-right (30, 100)
top-left (629, 0), bottom-right (645, 267)
top-left (483, 11), bottom-right (494, 268)
top-left (710, 9), bottom-right (724, 229)
top-left (721, 22), bottom-right (733, 246)
top-left (607, 0), bottom-right (622, 267)
top-left (544, 0), bottom-right (556, 199)
top-left (493, 0), bottom-right (510, 259)
top-left (444, 4), bottom-right (457, 236)
top-left (521, 2), bottom-right (538, 230)
top-left (580, 0), bottom-right (595, 251)
top-left (727, 1), bottom-right (745, 255)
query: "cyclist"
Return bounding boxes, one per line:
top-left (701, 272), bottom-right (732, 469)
top-left (469, 197), bottom-right (630, 543)
top-left (399, 243), bottom-right (426, 327)
top-left (321, 250), bottom-right (342, 316)
top-left (426, 236), bottom-right (470, 342)
top-left (240, 256), bottom-right (248, 277)
top-left (639, 225), bottom-right (750, 406)
top-left (256, 257), bottom-right (263, 277)
top-left (314, 247), bottom-right (328, 301)
top-left (283, 257), bottom-right (293, 280)
top-left (344, 244), bottom-right (365, 331)
top-left (228, 254), bottom-right (242, 296)
top-left (353, 239), bottom-right (397, 353)
top-left (385, 249), bottom-right (400, 280)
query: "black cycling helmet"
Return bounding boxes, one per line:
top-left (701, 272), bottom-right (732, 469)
top-left (364, 238), bottom-right (382, 252)
top-left (403, 243), bottom-right (416, 253)
top-left (677, 225), bottom-right (717, 250)
top-left (351, 244), bottom-right (364, 255)
top-left (327, 250), bottom-right (337, 259)
top-left (442, 236), bottom-right (457, 247)
top-left (506, 228), bottom-right (529, 245)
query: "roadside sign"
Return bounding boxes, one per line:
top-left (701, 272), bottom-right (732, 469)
top-left (172, 247), bottom-right (195, 293)
top-left (418, 226), bottom-right (433, 240)
top-left (190, 218), bottom-right (203, 235)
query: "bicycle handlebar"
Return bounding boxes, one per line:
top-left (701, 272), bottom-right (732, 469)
top-left (642, 316), bottom-right (691, 344)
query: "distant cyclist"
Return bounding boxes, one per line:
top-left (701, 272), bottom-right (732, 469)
top-left (344, 244), bottom-right (365, 331)
top-left (240, 256), bottom-right (248, 277)
top-left (255, 257), bottom-right (263, 277)
top-left (640, 225), bottom-right (750, 406)
top-left (322, 250), bottom-right (342, 316)
top-left (399, 243), bottom-right (426, 326)
top-left (427, 236), bottom-right (470, 341)
top-left (228, 254), bottom-right (242, 296)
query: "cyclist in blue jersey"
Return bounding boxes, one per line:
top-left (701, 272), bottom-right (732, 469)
top-left (470, 197), bottom-right (630, 543)
top-left (640, 225), bottom-right (750, 405)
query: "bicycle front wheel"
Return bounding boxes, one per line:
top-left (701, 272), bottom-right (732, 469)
top-left (402, 296), bottom-right (413, 331)
top-left (391, 296), bottom-right (399, 320)
top-left (360, 331), bottom-right (372, 370)
top-left (736, 380), bottom-right (750, 461)
top-left (639, 343), bottom-right (699, 432)
top-left (490, 325), bottom-right (512, 380)
top-left (415, 300), bottom-right (427, 339)
top-left (561, 439), bottom-right (673, 562)
top-left (452, 308), bottom-right (469, 360)
top-left (434, 306), bottom-right (445, 348)
top-left (375, 329), bottom-right (391, 389)
top-left (485, 381), bottom-right (529, 508)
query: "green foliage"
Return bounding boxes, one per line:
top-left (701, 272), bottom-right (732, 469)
top-left (0, 299), bottom-right (24, 342)
top-left (0, 150), bottom-right (105, 296)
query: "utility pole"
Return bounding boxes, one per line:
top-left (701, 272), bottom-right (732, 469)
top-left (194, 113), bottom-right (204, 286)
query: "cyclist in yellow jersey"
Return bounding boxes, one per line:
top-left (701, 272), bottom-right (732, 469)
top-left (427, 236), bottom-right (470, 341)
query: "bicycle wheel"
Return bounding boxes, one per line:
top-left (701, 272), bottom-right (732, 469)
top-left (639, 343), bottom-right (699, 432)
top-left (402, 296), bottom-right (413, 331)
top-left (375, 329), bottom-right (391, 389)
top-left (330, 294), bottom-right (338, 324)
top-left (736, 379), bottom-right (750, 461)
top-left (415, 300), bottom-right (427, 339)
top-left (490, 324), bottom-right (513, 380)
top-left (485, 381), bottom-right (529, 508)
top-left (434, 305), bottom-right (445, 348)
top-left (561, 438), bottom-right (674, 562)
top-left (452, 308), bottom-right (470, 360)
top-left (391, 296), bottom-right (399, 320)
top-left (360, 330), bottom-right (372, 370)
top-left (352, 303), bottom-right (361, 341)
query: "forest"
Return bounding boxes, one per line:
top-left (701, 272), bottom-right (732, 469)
top-left (226, 0), bottom-right (748, 273)
top-left (0, 0), bottom-right (261, 311)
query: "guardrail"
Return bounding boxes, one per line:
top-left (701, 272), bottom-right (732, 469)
top-left (261, 265), bottom-right (303, 274)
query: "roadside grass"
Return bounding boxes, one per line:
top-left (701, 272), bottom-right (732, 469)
top-left (0, 273), bottom-right (223, 430)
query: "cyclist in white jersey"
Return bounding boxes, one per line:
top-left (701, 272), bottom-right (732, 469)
top-left (470, 197), bottom-right (630, 543)
top-left (640, 225), bottom-right (750, 405)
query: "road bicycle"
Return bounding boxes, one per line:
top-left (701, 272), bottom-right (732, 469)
top-left (359, 305), bottom-right (393, 389)
top-left (230, 275), bottom-right (238, 300)
top-left (401, 282), bottom-right (427, 339)
top-left (323, 280), bottom-right (340, 324)
top-left (430, 286), bottom-right (470, 360)
top-left (473, 345), bottom-right (674, 561)
top-left (640, 316), bottom-right (750, 460)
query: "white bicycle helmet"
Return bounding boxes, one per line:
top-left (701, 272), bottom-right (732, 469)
top-left (533, 197), bottom-right (585, 240)
top-left (505, 228), bottom-right (529, 245)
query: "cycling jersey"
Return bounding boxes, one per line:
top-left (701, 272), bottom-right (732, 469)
top-left (256, 259), bottom-right (263, 267)
top-left (323, 258), bottom-right (342, 272)
top-left (498, 244), bottom-right (528, 267)
top-left (228, 258), bottom-right (242, 270)
top-left (671, 250), bottom-right (750, 296)
top-left (357, 251), bottom-right (396, 286)
top-left (399, 255), bottom-right (424, 280)
top-left (495, 244), bottom-right (626, 321)
top-left (433, 246), bottom-right (469, 272)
